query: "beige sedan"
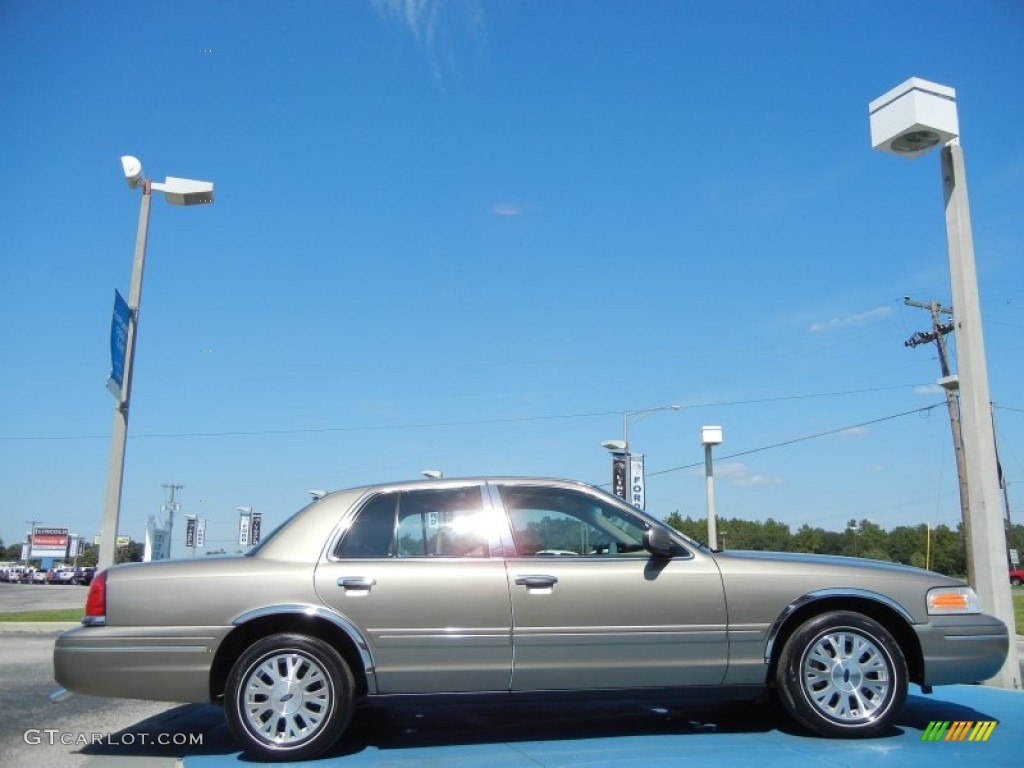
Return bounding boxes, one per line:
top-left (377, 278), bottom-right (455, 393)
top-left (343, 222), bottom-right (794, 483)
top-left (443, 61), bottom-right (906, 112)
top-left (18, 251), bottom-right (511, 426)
top-left (54, 477), bottom-right (1008, 761)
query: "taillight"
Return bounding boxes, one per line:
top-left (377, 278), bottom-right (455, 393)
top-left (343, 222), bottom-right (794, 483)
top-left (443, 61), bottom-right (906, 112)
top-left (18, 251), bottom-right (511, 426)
top-left (83, 570), bottom-right (107, 625)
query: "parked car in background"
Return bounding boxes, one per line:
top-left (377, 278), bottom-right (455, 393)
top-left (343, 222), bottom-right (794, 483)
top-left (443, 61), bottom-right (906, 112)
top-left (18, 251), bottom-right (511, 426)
top-left (1010, 569), bottom-right (1024, 586)
top-left (51, 569), bottom-right (77, 585)
top-left (55, 477), bottom-right (1009, 761)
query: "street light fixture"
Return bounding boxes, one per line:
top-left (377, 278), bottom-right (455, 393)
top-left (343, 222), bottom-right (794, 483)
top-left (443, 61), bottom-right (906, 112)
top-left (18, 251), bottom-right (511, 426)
top-left (98, 156), bottom-right (214, 572)
top-left (869, 77), bottom-right (1019, 689)
top-left (622, 404), bottom-right (682, 454)
top-left (701, 426), bottom-right (723, 549)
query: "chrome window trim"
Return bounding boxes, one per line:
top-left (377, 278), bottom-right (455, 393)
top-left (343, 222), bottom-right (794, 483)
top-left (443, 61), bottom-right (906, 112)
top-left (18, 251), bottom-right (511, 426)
top-left (762, 588), bottom-right (917, 664)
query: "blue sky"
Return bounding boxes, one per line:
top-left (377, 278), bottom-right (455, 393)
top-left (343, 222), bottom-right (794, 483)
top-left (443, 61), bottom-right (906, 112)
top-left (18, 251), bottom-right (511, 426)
top-left (2, 1), bottom-right (1023, 554)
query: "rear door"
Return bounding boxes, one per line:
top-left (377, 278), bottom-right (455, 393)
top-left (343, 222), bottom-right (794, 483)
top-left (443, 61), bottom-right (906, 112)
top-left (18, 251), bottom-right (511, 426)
top-left (315, 484), bottom-right (513, 693)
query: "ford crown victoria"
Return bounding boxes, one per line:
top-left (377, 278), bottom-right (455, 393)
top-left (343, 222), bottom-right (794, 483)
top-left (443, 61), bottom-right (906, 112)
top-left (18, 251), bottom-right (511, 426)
top-left (54, 477), bottom-right (1008, 760)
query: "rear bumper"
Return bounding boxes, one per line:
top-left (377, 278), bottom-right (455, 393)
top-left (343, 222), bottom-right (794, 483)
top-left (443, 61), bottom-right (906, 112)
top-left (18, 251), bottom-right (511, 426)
top-left (915, 614), bottom-right (1009, 686)
top-left (53, 624), bottom-right (230, 703)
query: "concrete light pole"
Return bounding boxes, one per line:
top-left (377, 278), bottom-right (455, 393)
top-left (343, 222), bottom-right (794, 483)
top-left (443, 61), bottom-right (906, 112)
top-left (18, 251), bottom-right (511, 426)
top-left (98, 157), bottom-right (213, 572)
top-left (870, 77), bottom-right (1020, 689)
top-left (701, 426), bottom-right (723, 549)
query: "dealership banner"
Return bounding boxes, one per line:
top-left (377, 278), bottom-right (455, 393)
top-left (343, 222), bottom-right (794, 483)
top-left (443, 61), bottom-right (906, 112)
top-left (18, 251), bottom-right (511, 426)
top-left (30, 527), bottom-right (69, 558)
top-left (144, 517), bottom-right (169, 562)
top-left (250, 512), bottom-right (262, 545)
top-left (629, 454), bottom-right (646, 510)
top-left (185, 517), bottom-right (197, 549)
top-left (612, 454), bottom-right (628, 500)
top-left (196, 519), bottom-right (206, 549)
top-left (238, 512), bottom-right (250, 549)
top-left (107, 289), bottom-right (130, 400)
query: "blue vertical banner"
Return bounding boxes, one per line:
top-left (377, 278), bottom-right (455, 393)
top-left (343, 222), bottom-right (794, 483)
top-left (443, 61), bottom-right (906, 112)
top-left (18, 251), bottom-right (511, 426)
top-left (107, 290), bottom-right (130, 399)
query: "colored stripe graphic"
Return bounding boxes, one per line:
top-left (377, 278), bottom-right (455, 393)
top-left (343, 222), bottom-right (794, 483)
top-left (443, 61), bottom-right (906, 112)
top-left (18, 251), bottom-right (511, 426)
top-left (920, 720), bottom-right (996, 742)
top-left (921, 721), bottom-right (949, 741)
top-left (968, 721), bottom-right (997, 742)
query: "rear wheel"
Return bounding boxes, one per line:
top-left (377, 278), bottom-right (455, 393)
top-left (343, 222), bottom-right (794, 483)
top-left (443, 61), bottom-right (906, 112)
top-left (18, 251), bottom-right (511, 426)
top-left (775, 611), bottom-right (907, 737)
top-left (225, 633), bottom-right (353, 761)
top-left (1011, 576), bottom-right (1021, 587)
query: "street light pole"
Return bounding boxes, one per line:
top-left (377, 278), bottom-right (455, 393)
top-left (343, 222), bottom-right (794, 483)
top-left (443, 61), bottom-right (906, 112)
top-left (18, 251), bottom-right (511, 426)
top-left (701, 426), bottom-right (723, 549)
top-left (870, 78), bottom-right (1019, 689)
top-left (98, 182), bottom-right (152, 572)
top-left (98, 157), bottom-right (213, 572)
top-left (940, 140), bottom-right (1018, 688)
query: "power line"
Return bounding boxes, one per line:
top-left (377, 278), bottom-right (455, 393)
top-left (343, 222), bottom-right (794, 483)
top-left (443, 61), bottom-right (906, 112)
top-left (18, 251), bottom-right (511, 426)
top-left (643, 402), bottom-right (947, 479)
top-left (0, 384), bottom-right (944, 442)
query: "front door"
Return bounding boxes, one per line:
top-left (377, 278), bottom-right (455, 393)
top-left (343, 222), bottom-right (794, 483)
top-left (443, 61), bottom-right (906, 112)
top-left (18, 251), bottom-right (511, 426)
top-left (494, 483), bottom-right (728, 691)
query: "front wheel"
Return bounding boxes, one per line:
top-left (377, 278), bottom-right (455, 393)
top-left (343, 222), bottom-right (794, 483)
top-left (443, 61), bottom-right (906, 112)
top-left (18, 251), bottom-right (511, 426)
top-left (775, 611), bottom-right (907, 738)
top-left (225, 633), bottom-right (354, 761)
top-left (1011, 576), bottom-right (1021, 587)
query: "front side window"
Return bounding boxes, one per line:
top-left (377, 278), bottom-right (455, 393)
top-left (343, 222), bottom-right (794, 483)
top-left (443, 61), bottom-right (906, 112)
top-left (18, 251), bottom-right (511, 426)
top-left (335, 487), bottom-right (490, 559)
top-left (499, 486), bottom-right (649, 557)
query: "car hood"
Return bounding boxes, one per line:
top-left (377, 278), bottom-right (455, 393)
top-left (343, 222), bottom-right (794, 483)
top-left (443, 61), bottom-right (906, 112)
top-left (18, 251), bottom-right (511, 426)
top-left (711, 549), bottom-right (963, 584)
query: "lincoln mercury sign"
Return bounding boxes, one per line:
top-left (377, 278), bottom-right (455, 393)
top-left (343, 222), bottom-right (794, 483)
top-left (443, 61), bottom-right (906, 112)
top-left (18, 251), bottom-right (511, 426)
top-left (30, 527), bottom-right (69, 558)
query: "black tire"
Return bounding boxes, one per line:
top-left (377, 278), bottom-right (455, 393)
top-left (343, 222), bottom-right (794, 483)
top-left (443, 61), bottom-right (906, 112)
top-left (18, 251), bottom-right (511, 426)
top-left (775, 611), bottom-right (907, 738)
top-left (1011, 576), bottom-right (1021, 587)
top-left (225, 633), bottom-right (354, 761)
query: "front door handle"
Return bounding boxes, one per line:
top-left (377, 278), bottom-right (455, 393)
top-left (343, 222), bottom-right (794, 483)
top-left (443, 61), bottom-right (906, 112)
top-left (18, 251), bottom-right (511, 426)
top-left (338, 576), bottom-right (376, 591)
top-left (515, 574), bottom-right (558, 589)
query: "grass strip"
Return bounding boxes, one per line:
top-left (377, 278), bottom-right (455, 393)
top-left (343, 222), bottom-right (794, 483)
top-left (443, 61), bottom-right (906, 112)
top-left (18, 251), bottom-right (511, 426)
top-left (0, 608), bottom-right (82, 622)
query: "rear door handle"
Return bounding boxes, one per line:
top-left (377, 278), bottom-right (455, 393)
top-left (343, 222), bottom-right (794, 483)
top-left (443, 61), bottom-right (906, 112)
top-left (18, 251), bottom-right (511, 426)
top-left (515, 574), bottom-right (558, 589)
top-left (338, 576), bottom-right (376, 591)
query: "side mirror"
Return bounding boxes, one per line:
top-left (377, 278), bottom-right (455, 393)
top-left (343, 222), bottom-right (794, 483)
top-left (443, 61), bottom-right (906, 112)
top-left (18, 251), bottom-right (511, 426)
top-left (644, 526), bottom-right (675, 558)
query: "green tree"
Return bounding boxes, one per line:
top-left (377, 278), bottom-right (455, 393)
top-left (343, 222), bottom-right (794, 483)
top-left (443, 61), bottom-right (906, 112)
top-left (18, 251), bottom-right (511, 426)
top-left (663, 512), bottom-right (706, 545)
top-left (889, 525), bottom-right (927, 568)
top-left (792, 524), bottom-right (826, 553)
top-left (930, 524), bottom-right (967, 576)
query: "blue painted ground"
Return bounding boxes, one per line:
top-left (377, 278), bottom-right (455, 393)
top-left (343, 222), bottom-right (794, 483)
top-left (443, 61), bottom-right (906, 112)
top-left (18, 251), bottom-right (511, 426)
top-left (183, 685), bottom-right (1023, 767)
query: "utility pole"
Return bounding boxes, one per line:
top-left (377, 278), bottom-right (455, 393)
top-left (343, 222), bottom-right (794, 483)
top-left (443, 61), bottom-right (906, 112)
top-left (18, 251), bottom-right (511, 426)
top-left (161, 484), bottom-right (183, 560)
top-left (23, 520), bottom-right (40, 565)
top-left (903, 296), bottom-right (973, 583)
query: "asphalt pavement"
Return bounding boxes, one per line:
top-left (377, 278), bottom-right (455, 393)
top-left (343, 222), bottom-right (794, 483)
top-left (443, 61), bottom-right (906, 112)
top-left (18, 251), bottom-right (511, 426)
top-left (3, 582), bottom-right (1023, 767)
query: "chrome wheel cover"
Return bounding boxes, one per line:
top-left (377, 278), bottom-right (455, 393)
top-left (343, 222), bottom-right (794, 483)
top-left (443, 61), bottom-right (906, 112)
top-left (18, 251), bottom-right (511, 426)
top-left (801, 629), bottom-right (891, 723)
top-left (242, 651), bottom-right (333, 746)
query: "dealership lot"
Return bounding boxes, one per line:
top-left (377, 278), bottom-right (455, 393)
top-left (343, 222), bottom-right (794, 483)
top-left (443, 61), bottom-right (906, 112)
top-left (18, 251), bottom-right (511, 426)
top-left (3, 583), bottom-right (1022, 768)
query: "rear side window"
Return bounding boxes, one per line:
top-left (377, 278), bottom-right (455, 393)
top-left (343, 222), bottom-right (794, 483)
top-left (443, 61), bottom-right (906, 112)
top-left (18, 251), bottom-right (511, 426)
top-left (335, 488), bottom-right (490, 559)
top-left (334, 494), bottom-right (396, 558)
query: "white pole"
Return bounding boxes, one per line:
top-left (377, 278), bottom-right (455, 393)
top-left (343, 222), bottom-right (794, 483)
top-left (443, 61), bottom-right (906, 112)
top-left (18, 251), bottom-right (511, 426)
top-left (941, 142), bottom-right (1020, 689)
top-left (98, 182), bottom-right (152, 571)
top-left (705, 443), bottom-right (717, 550)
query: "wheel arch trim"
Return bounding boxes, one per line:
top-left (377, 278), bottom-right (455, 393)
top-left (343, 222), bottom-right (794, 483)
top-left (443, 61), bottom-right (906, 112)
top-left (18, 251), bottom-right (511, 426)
top-left (763, 588), bottom-right (916, 664)
top-left (230, 603), bottom-right (376, 677)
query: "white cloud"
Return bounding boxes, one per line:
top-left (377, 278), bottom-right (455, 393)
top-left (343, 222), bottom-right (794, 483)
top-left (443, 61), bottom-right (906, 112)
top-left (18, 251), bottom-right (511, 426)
top-left (808, 306), bottom-right (892, 333)
top-left (839, 426), bottom-right (869, 438)
top-left (491, 203), bottom-right (523, 217)
top-left (915, 384), bottom-right (944, 395)
top-left (703, 462), bottom-right (783, 487)
top-left (371, 0), bottom-right (483, 81)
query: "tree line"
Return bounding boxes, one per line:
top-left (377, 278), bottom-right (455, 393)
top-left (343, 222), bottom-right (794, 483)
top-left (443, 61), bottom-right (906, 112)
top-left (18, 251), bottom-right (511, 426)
top-left (664, 513), bottom-right (1024, 576)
